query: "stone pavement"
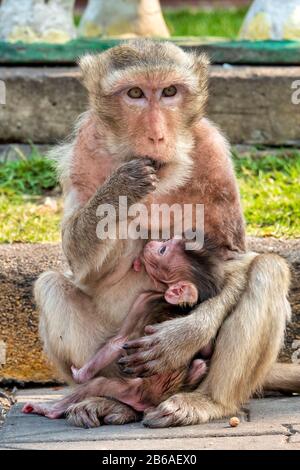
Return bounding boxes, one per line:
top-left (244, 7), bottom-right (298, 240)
top-left (1, 388), bottom-right (300, 450)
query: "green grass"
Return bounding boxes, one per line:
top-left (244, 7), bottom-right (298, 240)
top-left (0, 149), bottom-right (61, 243)
top-left (75, 7), bottom-right (247, 39)
top-left (0, 194), bottom-right (61, 243)
top-left (0, 149), bottom-right (299, 243)
top-left (164, 8), bottom-right (247, 38)
top-left (234, 151), bottom-right (300, 238)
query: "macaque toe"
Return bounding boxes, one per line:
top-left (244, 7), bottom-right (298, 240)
top-left (144, 394), bottom-right (215, 427)
top-left (104, 411), bottom-right (140, 425)
top-left (143, 403), bottom-right (176, 428)
top-left (66, 397), bottom-right (139, 428)
top-left (66, 403), bottom-right (101, 428)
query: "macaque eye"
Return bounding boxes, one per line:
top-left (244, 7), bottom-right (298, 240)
top-left (159, 245), bottom-right (167, 255)
top-left (162, 85), bottom-right (177, 97)
top-left (127, 87), bottom-right (144, 99)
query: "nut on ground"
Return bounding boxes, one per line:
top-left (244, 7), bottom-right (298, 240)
top-left (229, 416), bottom-right (240, 427)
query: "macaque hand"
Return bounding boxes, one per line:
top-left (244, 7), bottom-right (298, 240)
top-left (112, 158), bottom-right (158, 201)
top-left (118, 316), bottom-right (209, 377)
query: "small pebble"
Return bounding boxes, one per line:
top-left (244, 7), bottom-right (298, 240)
top-left (229, 416), bottom-right (240, 427)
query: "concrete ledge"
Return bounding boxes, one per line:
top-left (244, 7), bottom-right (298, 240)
top-left (0, 66), bottom-right (299, 145)
top-left (0, 237), bottom-right (299, 383)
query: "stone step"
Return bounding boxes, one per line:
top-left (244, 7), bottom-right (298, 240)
top-left (0, 237), bottom-right (299, 384)
top-left (1, 388), bottom-right (300, 450)
top-left (0, 66), bottom-right (299, 145)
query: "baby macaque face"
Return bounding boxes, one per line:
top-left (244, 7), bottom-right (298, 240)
top-left (143, 239), bottom-right (183, 278)
top-left (142, 239), bottom-right (198, 306)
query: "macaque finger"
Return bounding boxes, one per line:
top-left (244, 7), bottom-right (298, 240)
top-left (144, 325), bottom-right (158, 335)
top-left (121, 364), bottom-right (151, 376)
top-left (123, 336), bottom-right (157, 351)
top-left (138, 360), bottom-right (163, 377)
top-left (118, 349), bottom-right (158, 367)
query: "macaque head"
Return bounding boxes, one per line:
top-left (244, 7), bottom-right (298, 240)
top-left (142, 237), bottom-right (224, 307)
top-left (79, 40), bottom-right (209, 169)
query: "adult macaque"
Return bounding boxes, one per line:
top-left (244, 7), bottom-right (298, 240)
top-left (32, 40), bottom-right (295, 428)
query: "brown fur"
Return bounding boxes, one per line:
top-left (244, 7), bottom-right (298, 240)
top-left (32, 40), bottom-right (296, 428)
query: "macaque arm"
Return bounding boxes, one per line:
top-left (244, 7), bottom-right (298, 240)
top-left (120, 253), bottom-right (258, 376)
top-left (184, 253), bottom-right (258, 343)
top-left (72, 291), bottom-right (161, 383)
top-left (62, 158), bottom-right (157, 278)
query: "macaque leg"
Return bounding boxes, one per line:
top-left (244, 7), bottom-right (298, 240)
top-left (264, 363), bottom-right (300, 394)
top-left (23, 377), bottom-right (140, 427)
top-left (143, 254), bottom-right (291, 427)
top-left (70, 360), bottom-right (208, 414)
top-left (35, 271), bottom-right (139, 426)
top-left (35, 270), bottom-right (98, 382)
top-left (71, 335), bottom-right (126, 384)
top-left (23, 377), bottom-right (141, 417)
top-left (72, 292), bottom-right (161, 383)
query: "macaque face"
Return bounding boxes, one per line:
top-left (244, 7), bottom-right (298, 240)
top-left (113, 80), bottom-right (190, 163)
top-left (142, 239), bottom-right (198, 306)
top-left (143, 239), bottom-right (183, 278)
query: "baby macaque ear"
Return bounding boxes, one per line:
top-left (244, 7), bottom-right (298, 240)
top-left (165, 281), bottom-right (198, 306)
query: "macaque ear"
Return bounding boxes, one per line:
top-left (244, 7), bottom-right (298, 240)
top-left (191, 52), bottom-right (210, 78)
top-left (78, 53), bottom-right (108, 92)
top-left (165, 281), bottom-right (198, 306)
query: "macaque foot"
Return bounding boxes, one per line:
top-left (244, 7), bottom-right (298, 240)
top-left (142, 393), bottom-right (228, 428)
top-left (186, 359), bottom-right (207, 386)
top-left (66, 397), bottom-right (140, 428)
top-left (22, 401), bottom-right (65, 419)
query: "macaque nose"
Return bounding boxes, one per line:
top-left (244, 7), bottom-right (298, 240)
top-left (145, 241), bottom-right (161, 251)
top-left (148, 136), bottom-right (164, 144)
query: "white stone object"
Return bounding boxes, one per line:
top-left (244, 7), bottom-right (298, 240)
top-left (79, 0), bottom-right (169, 38)
top-left (0, 0), bottom-right (76, 43)
top-left (239, 0), bottom-right (300, 40)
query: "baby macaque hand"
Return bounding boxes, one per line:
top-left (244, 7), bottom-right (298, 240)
top-left (71, 365), bottom-right (93, 384)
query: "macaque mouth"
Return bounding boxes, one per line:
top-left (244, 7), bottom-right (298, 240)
top-left (147, 158), bottom-right (167, 171)
top-left (153, 161), bottom-right (166, 171)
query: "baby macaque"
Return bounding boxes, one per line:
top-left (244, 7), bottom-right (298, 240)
top-left (71, 237), bottom-right (223, 388)
top-left (23, 237), bottom-right (224, 419)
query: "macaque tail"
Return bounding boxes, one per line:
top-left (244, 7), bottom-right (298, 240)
top-left (264, 363), bottom-right (300, 394)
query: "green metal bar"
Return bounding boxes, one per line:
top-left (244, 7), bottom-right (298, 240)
top-left (0, 38), bottom-right (299, 65)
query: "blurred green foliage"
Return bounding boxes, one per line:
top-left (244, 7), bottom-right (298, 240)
top-left (164, 7), bottom-right (247, 38)
top-left (75, 7), bottom-right (247, 38)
